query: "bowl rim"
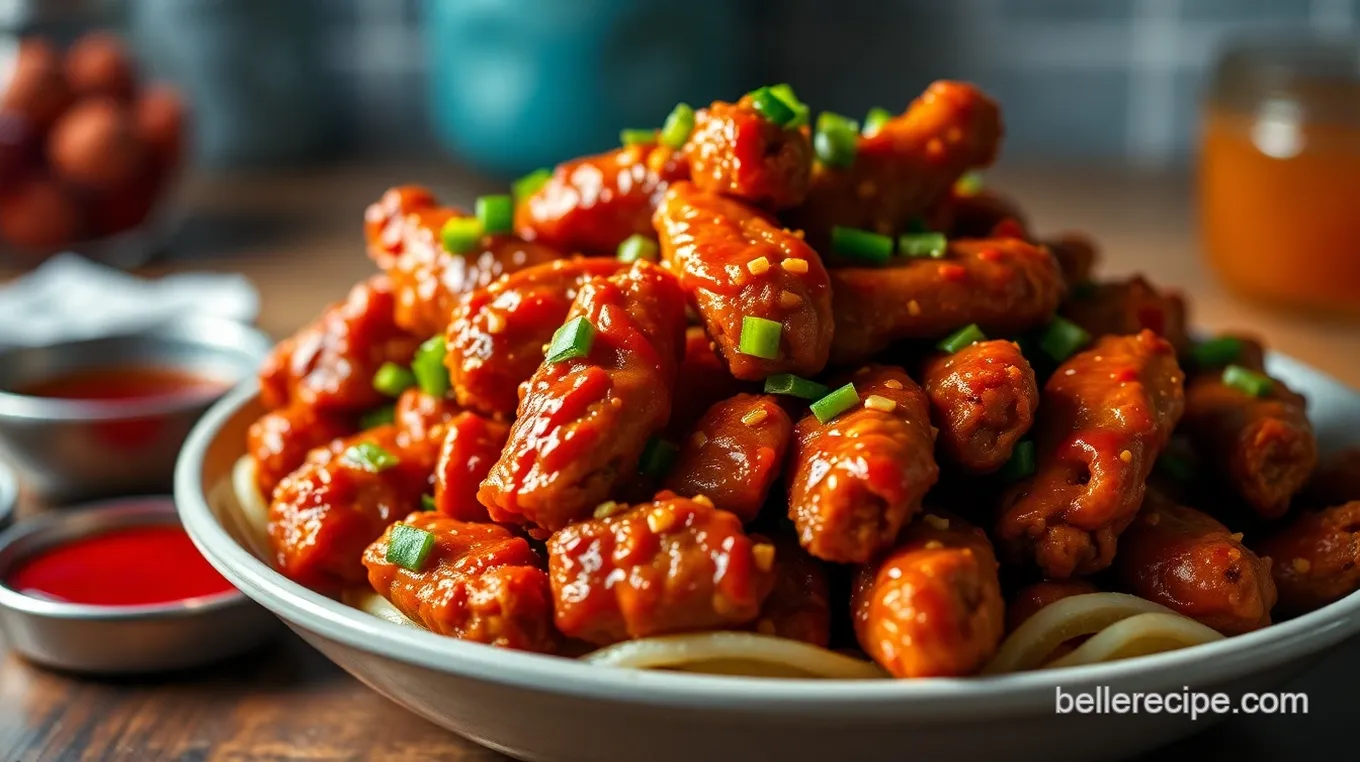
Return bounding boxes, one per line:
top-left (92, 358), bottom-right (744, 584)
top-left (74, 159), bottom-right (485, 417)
top-left (176, 376), bottom-right (1360, 718)
top-left (0, 316), bottom-right (272, 423)
top-left (0, 496), bottom-right (249, 620)
top-left (0, 462), bottom-right (15, 529)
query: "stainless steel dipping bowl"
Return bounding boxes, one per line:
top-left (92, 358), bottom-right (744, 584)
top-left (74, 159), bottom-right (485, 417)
top-left (0, 497), bottom-right (278, 674)
top-left (0, 317), bottom-right (271, 502)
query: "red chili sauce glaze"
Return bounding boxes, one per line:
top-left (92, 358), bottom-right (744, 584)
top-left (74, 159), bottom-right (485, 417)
top-left (5, 525), bottom-right (235, 606)
top-left (18, 366), bottom-right (227, 402)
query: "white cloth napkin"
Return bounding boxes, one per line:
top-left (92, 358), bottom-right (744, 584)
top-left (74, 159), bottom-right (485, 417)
top-left (0, 253), bottom-right (260, 347)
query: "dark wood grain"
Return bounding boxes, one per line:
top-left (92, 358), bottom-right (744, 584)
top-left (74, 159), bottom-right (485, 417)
top-left (0, 632), bottom-right (509, 762)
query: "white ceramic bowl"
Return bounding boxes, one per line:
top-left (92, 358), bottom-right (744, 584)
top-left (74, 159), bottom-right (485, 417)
top-left (174, 354), bottom-right (1360, 762)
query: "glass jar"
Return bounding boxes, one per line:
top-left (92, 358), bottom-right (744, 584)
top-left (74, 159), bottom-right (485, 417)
top-left (1199, 36), bottom-right (1360, 315)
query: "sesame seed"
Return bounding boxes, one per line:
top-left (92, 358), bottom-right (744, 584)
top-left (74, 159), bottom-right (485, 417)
top-left (1119, 450), bottom-right (1133, 463)
top-left (923, 514), bottom-right (950, 531)
top-left (485, 311), bottom-right (507, 334)
top-left (924, 540), bottom-right (944, 550)
top-left (691, 431), bottom-right (709, 447)
top-left (907, 300), bottom-right (921, 316)
top-left (647, 508), bottom-right (677, 534)
top-left (779, 290), bottom-right (803, 308)
top-left (1292, 558), bottom-right (1312, 573)
top-left (753, 543), bottom-right (776, 572)
top-left (883, 379), bottom-right (904, 390)
top-left (781, 258), bottom-right (809, 274)
top-left (1230, 532), bottom-right (1244, 543)
top-left (593, 500), bottom-right (626, 519)
top-left (747, 256), bottom-right (771, 275)
top-left (864, 395), bottom-right (896, 413)
top-left (691, 494), bottom-right (715, 509)
top-left (741, 408), bottom-right (769, 426)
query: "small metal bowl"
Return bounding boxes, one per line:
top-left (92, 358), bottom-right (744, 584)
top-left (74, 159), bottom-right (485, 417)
top-left (0, 496), bottom-right (278, 674)
top-left (0, 461), bottom-right (15, 532)
top-left (0, 316), bottom-right (271, 502)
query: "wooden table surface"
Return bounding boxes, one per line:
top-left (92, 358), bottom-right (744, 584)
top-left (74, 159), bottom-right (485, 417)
top-left (1, 162), bottom-right (1357, 762)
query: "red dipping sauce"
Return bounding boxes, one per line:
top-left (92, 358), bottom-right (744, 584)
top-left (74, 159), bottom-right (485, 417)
top-left (19, 366), bottom-right (227, 403)
top-left (5, 525), bottom-right (236, 607)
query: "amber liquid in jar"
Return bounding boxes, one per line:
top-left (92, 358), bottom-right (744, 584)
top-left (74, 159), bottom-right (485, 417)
top-left (1199, 39), bottom-right (1360, 315)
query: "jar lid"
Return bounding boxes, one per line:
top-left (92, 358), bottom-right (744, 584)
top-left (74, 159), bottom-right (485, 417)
top-left (1210, 33), bottom-right (1360, 122)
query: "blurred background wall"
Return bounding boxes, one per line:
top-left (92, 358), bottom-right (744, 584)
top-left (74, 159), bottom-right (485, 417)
top-left (279, 0), bottom-right (1358, 170)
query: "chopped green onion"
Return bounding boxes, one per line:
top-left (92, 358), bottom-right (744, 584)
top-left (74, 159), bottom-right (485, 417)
top-left (475, 195), bottom-right (513, 235)
top-left (749, 86), bottom-right (798, 128)
top-left (546, 316), bottom-right (596, 364)
top-left (937, 324), bottom-right (987, 354)
top-left (638, 436), bottom-right (679, 477)
top-left (768, 84), bottom-right (810, 128)
top-left (1156, 453), bottom-right (1195, 484)
top-left (660, 103), bottom-right (695, 149)
top-left (440, 217), bottom-right (481, 255)
top-left (344, 442), bottom-right (399, 473)
top-left (955, 171), bottom-right (985, 196)
top-left (997, 440), bottom-right (1036, 482)
top-left (617, 234), bottom-right (659, 263)
top-left (810, 382), bottom-right (860, 424)
top-left (1223, 364), bottom-right (1274, 397)
top-left (1193, 337), bottom-right (1243, 368)
top-left (620, 128), bottom-right (656, 146)
top-left (831, 225), bottom-right (893, 265)
top-left (764, 373), bottom-right (829, 400)
top-left (360, 405), bottom-right (395, 430)
top-left (412, 336), bottom-right (450, 398)
top-left (1038, 317), bottom-right (1091, 363)
top-left (814, 111), bottom-right (859, 168)
top-left (862, 107), bottom-right (892, 136)
top-left (420, 494), bottom-right (437, 512)
top-left (738, 316), bottom-right (782, 360)
top-left (373, 362), bottom-right (416, 397)
top-left (898, 231), bottom-right (948, 259)
top-left (513, 168), bottom-right (552, 201)
top-left (386, 523), bottom-right (435, 572)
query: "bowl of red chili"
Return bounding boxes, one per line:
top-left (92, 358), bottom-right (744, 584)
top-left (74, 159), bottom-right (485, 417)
top-left (0, 315), bottom-right (270, 501)
top-left (0, 495), bottom-right (278, 674)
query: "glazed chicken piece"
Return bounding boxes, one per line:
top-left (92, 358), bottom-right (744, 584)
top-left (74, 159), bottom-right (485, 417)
top-left (515, 141), bottom-right (688, 255)
top-left (749, 535), bottom-right (831, 647)
top-left (268, 426), bottom-right (439, 591)
top-left (546, 493), bottom-right (776, 645)
top-left (663, 393), bottom-right (794, 524)
top-left (829, 237), bottom-right (1064, 366)
top-left (258, 275), bottom-right (421, 413)
top-left (853, 511), bottom-right (1005, 678)
top-left (655, 181), bottom-right (833, 381)
top-left (664, 326), bottom-right (757, 438)
top-left (1113, 491), bottom-right (1276, 635)
top-left (684, 94), bottom-right (813, 210)
top-left (1180, 335), bottom-right (1316, 519)
top-left (789, 81), bottom-right (1003, 250)
top-left (445, 258), bottom-right (627, 417)
top-left (364, 185), bottom-right (563, 336)
top-left (363, 512), bottom-right (558, 652)
top-left (432, 411), bottom-right (510, 523)
top-left (786, 365), bottom-right (939, 563)
top-left (247, 404), bottom-right (353, 497)
top-left (996, 331), bottom-right (1185, 578)
top-left (921, 339), bottom-right (1039, 474)
top-left (1299, 447), bottom-right (1360, 509)
top-left (1061, 276), bottom-right (1192, 356)
top-left (478, 262), bottom-right (688, 532)
top-left (1254, 500), bottom-right (1360, 617)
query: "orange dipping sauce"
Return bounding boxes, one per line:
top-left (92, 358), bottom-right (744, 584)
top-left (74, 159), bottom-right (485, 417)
top-left (19, 366), bottom-right (227, 403)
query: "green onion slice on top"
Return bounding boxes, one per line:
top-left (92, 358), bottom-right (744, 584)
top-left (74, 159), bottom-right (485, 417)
top-left (546, 316), bottom-right (596, 364)
top-left (475, 195), bottom-right (513, 235)
top-left (831, 226), bottom-right (893, 265)
top-left (513, 168), bottom-right (552, 201)
top-left (373, 362), bottom-right (416, 397)
top-left (1222, 364), bottom-right (1274, 398)
top-left (937, 324), bottom-right (987, 354)
top-left (617, 234), bottom-right (659, 263)
top-left (344, 442), bottom-right (400, 473)
top-left (814, 111), bottom-right (859, 168)
top-left (764, 373), bottom-right (829, 400)
top-left (660, 103), bottom-right (695, 149)
top-left (738, 316), bottom-right (782, 360)
top-left (749, 86), bottom-right (798, 128)
top-left (810, 382), bottom-right (860, 424)
top-left (862, 107), bottom-right (892, 136)
top-left (898, 232), bottom-right (948, 259)
top-left (768, 83), bottom-right (809, 128)
top-left (420, 494), bottom-right (437, 512)
top-left (386, 523), bottom-right (435, 572)
top-left (1193, 336), bottom-right (1243, 368)
top-left (440, 217), bottom-right (481, 255)
top-left (1037, 317), bottom-right (1091, 363)
top-left (620, 128), bottom-right (657, 146)
top-left (412, 336), bottom-right (450, 398)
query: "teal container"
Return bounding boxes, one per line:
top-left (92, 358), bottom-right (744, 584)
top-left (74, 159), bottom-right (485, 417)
top-left (423, 0), bottom-right (747, 177)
